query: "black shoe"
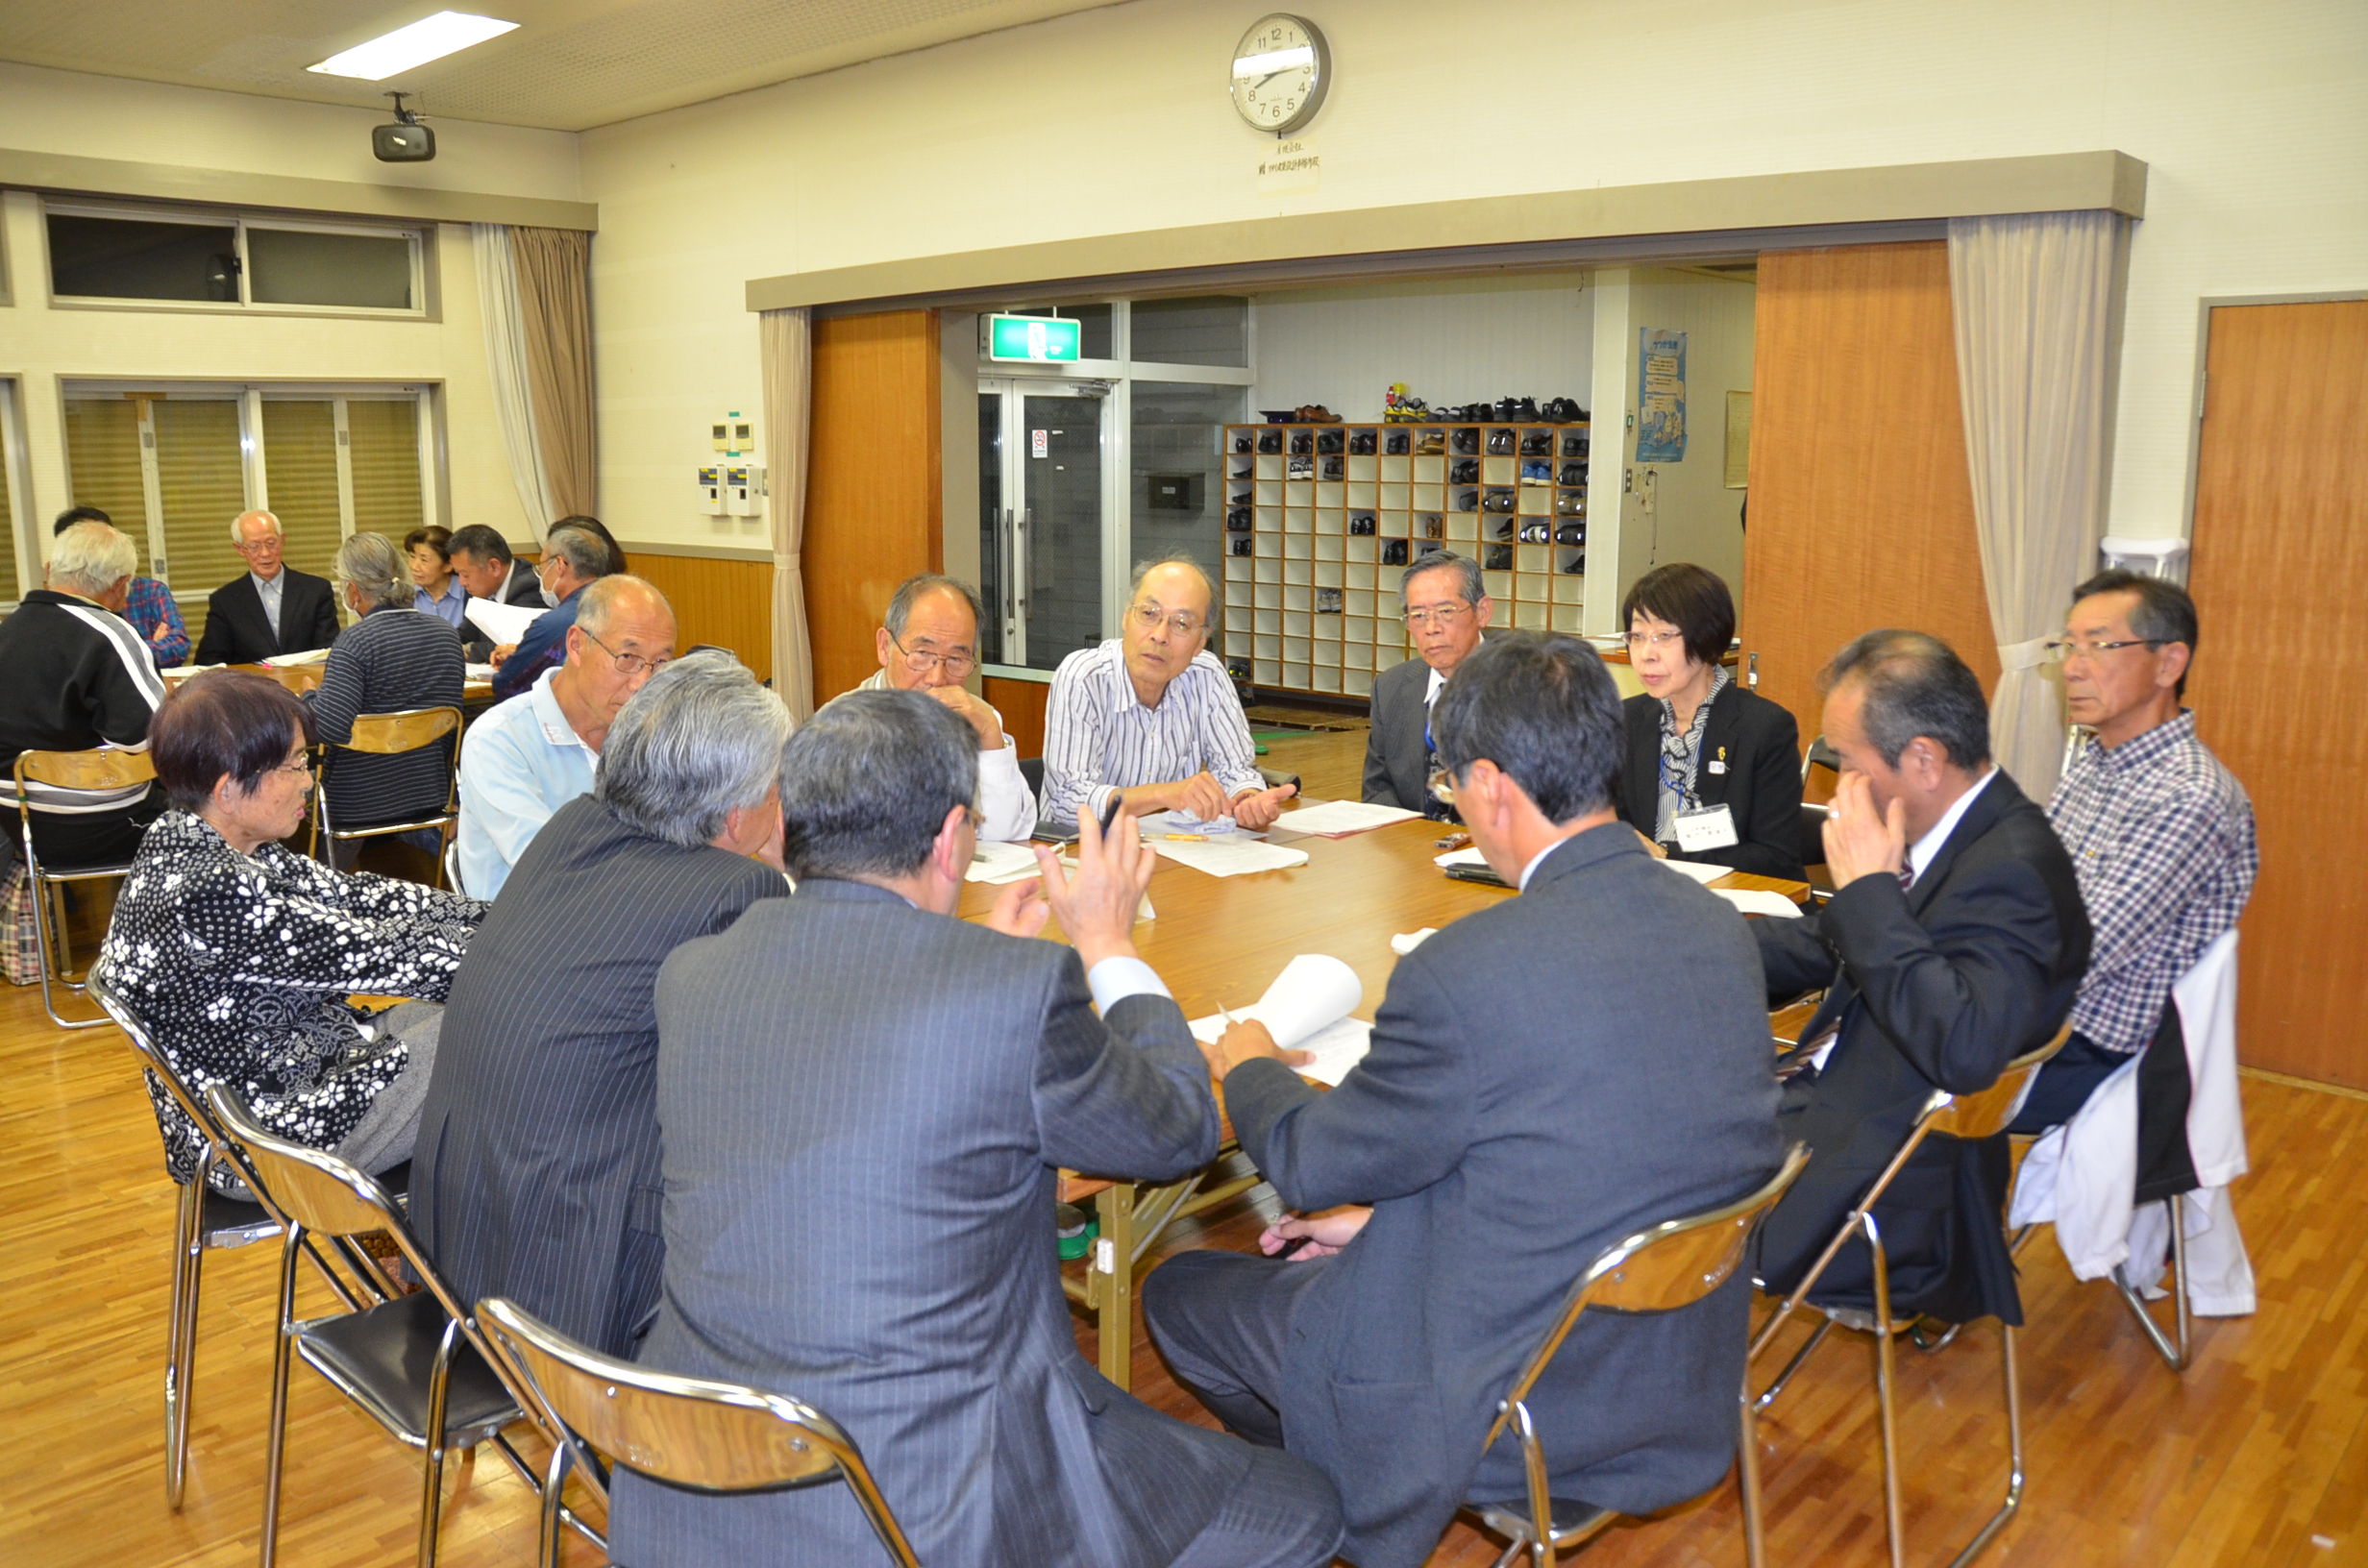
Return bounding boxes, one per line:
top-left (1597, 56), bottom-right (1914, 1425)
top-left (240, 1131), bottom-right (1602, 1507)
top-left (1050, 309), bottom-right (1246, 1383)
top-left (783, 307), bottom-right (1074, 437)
top-left (1451, 428), bottom-right (1480, 454)
top-left (1385, 431), bottom-right (1410, 455)
top-left (1484, 544), bottom-right (1513, 571)
top-left (1233, 433), bottom-right (1254, 453)
top-left (1562, 552), bottom-right (1586, 575)
top-left (1481, 490), bottom-right (1515, 513)
top-left (1317, 429), bottom-right (1344, 454)
top-left (1231, 537), bottom-right (1252, 555)
top-left (1226, 656), bottom-right (1252, 678)
top-left (1492, 519), bottom-right (1516, 539)
top-left (1226, 507), bottom-right (1252, 530)
top-left (1486, 429), bottom-right (1516, 454)
top-left (1519, 431), bottom-right (1553, 456)
top-left (1561, 432), bottom-right (1590, 457)
top-left (1449, 458), bottom-right (1479, 484)
top-left (1290, 430), bottom-right (1314, 455)
top-left (1258, 431), bottom-right (1282, 453)
top-left (1321, 455), bottom-right (1344, 479)
top-left (1348, 429), bottom-right (1376, 455)
top-left (1555, 524), bottom-right (1586, 545)
top-left (1455, 491), bottom-right (1480, 511)
top-left (1349, 513), bottom-right (1376, 536)
top-left (1555, 492), bottom-right (1585, 517)
top-left (1559, 461), bottom-right (1587, 486)
top-left (1382, 539), bottom-right (1409, 565)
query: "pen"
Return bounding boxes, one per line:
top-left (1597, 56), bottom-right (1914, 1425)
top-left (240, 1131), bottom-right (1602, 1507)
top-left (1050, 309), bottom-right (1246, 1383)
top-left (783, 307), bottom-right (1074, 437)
top-left (1156, 832), bottom-right (1208, 842)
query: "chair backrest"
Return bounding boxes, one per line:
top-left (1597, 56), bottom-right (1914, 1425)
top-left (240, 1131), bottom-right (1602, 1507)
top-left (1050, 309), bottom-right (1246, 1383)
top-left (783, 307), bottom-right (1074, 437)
top-left (477, 1296), bottom-right (920, 1566)
top-left (1926, 1020), bottom-right (2075, 1141)
top-left (15, 747), bottom-right (157, 840)
top-left (1800, 734), bottom-right (1841, 791)
top-left (1019, 755), bottom-right (1046, 796)
top-left (336, 706), bottom-right (463, 757)
top-left (90, 971), bottom-right (270, 1191)
top-left (206, 1083), bottom-right (408, 1242)
top-left (1486, 1142), bottom-right (1811, 1453)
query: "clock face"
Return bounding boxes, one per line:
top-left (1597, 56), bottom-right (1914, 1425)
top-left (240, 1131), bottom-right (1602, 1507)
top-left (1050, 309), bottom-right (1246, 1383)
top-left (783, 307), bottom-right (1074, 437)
top-left (1231, 13), bottom-right (1329, 134)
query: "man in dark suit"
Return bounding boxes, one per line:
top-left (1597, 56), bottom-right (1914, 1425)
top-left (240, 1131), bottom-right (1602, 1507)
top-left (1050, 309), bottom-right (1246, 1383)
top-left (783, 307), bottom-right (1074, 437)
top-left (410, 652), bottom-right (791, 1358)
top-left (1149, 632), bottom-right (1785, 1568)
top-left (489, 523), bottom-right (610, 699)
top-left (610, 691), bottom-right (1343, 1568)
top-left (1753, 630), bottom-right (2092, 1327)
top-left (191, 510), bottom-right (340, 665)
top-left (446, 523), bottom-right (545, 661)
top-left (1362, 549), bottom-right (1493, 816)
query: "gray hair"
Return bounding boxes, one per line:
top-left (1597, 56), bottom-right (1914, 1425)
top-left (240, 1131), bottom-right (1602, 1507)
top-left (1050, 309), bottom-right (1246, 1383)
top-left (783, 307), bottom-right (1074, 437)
top-left (595, 650), bottom-right (791, 846)
top-left (779, 690), bottom-right (979, 882)
top-left (333, 532), bottom-right (412, 611)
top-left (1398, 550), bottom-right (1485, 612)
top-left (230, 509), bottom-right (284, 542)
top-left (575, 574), bottom-right (673, 642)
top-left (544, 524), bottom-right (612, 583)
top-left (1128, 553), bottom-right (1220, 634)
top-left (884, 575), bottom-right (986, 645)
top-left (50, 521), bottom-right (141, 597)
top-left (1820, 629), bottom-right (1991, 770)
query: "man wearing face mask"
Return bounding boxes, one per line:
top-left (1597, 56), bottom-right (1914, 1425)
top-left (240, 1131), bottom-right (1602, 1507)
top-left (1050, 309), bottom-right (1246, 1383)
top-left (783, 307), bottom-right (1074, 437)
top-left (1752, 629), bottom-right (2090, 1329)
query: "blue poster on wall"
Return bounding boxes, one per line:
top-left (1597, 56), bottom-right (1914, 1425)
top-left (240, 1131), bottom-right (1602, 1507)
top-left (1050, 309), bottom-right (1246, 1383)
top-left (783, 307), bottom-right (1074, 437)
top-left (1637, 328), bottom-right (1688, 462)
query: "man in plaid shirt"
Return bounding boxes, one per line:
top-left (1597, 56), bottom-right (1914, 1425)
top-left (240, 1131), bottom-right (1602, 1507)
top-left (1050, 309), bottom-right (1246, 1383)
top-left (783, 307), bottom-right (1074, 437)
top-left (2010, 570), bottom-right (2257, 1130)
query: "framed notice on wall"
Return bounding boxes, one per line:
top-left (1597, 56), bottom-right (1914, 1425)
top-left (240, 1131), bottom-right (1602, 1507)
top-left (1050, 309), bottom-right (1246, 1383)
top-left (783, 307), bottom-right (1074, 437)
top-left (1725, 390), bottom-right (1752, 489)
top-left (1637, 328), bottom-right (1687, 462)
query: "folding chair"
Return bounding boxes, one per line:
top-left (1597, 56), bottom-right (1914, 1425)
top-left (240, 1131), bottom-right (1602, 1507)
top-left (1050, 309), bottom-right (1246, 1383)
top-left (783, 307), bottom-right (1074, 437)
top-left (1749, 1022), bottom-right (2071, 1568)
top-left (1796, 736), bottom-right (1840, 900)
top-left (206, 1085), bottom-right (592, 1568)
top-left (478, 1294), bottom-right (920, 1568)
top-left (12, 747), bottom-right (155, 1027)
top-left (1463, 1142), bottom-right (1811, 1568)
top-left (311, 706), bottom-right (463, 884)
top-left (88, 973), bottom-right (391, 1509)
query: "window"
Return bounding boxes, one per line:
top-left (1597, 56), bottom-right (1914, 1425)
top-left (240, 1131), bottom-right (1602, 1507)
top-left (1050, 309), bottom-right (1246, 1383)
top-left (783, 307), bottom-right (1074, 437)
top-left (62, 385), bottom-right (439, 649)
top-left (0, 381), bottom-right (21, 605)
top-left (1130, 297), bottom-right (1251, 368)
top-left (47, 204), bottom-right (423, 315)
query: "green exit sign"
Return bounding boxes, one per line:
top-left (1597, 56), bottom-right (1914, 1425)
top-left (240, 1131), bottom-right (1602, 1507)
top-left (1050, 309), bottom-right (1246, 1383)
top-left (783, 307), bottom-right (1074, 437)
top-left (985, 314), bottom-right (1082, 363)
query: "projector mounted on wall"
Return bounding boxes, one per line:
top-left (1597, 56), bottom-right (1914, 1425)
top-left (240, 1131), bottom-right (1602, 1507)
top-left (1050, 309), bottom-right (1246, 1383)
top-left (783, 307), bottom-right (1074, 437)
top-left (373, 92), bottom-right (435, 162)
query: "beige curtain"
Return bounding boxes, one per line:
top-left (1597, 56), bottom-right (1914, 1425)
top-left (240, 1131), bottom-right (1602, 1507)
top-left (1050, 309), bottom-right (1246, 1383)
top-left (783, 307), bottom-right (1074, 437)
top-left (761, 307), bottom-right (816, 718)
top-left (508, 227), bottom-right (598, 520)
top-left (1948, 208), bottom-right (2130, 799)
top-left (470, 223), bottom-right (555, 541)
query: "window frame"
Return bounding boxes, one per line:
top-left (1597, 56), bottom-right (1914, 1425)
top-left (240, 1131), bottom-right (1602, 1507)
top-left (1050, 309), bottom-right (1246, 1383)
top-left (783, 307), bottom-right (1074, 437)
top-left (0, 378), bottom-right (33, 608)
top-left (41, 199), bottom-right (429, 322)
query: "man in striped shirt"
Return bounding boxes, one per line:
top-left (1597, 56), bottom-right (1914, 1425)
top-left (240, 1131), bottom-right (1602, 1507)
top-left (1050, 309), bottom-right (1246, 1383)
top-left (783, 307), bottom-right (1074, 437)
top-left (2010, 571), bottom-right (2257, 1131)
top-left (1, 521), bottom-right (166, 869)
top-left (1040, 557), bottom-right (1295, 830)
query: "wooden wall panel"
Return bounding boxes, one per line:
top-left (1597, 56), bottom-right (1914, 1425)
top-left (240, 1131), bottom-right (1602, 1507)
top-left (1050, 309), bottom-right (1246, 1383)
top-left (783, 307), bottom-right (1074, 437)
top-left (2185, 299), bottom-right (2368, 1088)
top-left (807, 309), bottom-right (943, 703)
top-left (984, 675), bottom-right (1048, 759)
top-left (1739, 242), bottom-right (1996, 743)
top-left (628, 551), bottom-right (774, 686)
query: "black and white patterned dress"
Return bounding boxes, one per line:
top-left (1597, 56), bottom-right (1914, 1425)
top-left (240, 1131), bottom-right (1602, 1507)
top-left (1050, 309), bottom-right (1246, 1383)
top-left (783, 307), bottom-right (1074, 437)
top-left (96, 810), bottom-right (487, 1187)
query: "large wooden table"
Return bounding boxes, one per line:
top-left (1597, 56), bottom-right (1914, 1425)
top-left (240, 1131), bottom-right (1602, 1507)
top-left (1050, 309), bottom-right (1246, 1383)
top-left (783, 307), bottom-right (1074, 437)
top-left (163, 660), bottom-right (498, 706)
top-left (958, 809), bottom-right (1808, 1388)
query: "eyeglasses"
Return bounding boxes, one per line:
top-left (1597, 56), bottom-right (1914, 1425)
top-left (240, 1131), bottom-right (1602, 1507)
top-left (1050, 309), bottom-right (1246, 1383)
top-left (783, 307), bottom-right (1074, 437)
top-left (1425, 765), bottom-right (1459, 807)
top-left (1624, 630), bottom-right (1686, 651)
top-left (270, 753), bottom-right (311, 779)
top-left (1402, 603), bottom-right (1473, 630)
top-left (889, 629), bottom-right (976, 679)
top-left (2043, 638), bottom-right (2162, 664)
top-left (1128, 603), bottom-right (1205, 638)
top-left (580, 626), bottom-right (675, 677)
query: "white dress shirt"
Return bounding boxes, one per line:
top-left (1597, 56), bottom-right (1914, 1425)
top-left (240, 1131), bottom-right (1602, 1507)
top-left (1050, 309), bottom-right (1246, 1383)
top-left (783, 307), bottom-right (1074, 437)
top-left (251, 569), bottom-right (285, 642)
top-left (850, 669), bottom-right (1037, 841)
top-left (1906, 768), bottom-right (1997, 888)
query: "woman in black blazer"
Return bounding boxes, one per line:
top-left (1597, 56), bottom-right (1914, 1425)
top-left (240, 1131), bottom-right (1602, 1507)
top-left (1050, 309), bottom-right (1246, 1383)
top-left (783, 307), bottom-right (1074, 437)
top-left (1614, 563), bottom-right (1806, 880)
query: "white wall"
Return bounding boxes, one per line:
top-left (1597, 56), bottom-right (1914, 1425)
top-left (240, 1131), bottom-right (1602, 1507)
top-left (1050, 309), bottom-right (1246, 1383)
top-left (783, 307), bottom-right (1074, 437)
top-left (577, 0), bottom-right (2368, 551)
top-left (1248, 275), bottom-right (1594, 425)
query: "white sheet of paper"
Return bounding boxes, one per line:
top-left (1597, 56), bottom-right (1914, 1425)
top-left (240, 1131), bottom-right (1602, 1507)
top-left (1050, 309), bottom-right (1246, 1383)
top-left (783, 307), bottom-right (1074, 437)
top-left (464, 662), bottom-right (499, 681)
top-left (1273, 798), bottom-right (1419, 837)
top-left (964, 839), bottom-right (1043, 883)
top-left (161, 663), bottom-right (225, 676)
top-left (1716, 888), bottom-right (1803, 919)
top-left (1151, 837), bottom-right (1307, 877)
top-left (1433, 846), bottom-right (1489, 870)
top-left (463, 597), bottom-right (546, 646)
top-left (260, 647), bottom-right (331, 667)
top-left (1656, 857), bottom-right (1730, 886)
top-left (1188, 1013), bottom-right (1372, 1087)
top-left (1187, 952), bottom-right (1369, 1086)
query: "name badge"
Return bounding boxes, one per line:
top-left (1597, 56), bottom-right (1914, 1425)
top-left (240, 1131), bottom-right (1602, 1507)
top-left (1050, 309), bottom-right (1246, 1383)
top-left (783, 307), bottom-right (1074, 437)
top-left (1707, 760), bottom-right (1728, 775)
top-left (1672, 802), bottom-right (1739, 853)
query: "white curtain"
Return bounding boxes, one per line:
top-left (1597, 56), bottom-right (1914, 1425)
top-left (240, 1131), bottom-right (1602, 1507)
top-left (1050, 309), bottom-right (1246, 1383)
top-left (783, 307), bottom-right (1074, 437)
top-left (472, 222), bottom-right (556, 544)
top-left (1948, 208), bottom-right (2130, 798)
top-left (760, 307), bottom-right (816, 720)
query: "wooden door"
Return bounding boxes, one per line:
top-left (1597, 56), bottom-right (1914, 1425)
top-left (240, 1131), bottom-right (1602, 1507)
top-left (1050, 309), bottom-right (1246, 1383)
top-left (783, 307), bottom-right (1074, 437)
top-left (2186, 299), bottom-right (2368, 1087)
top-left (807, 309), bottom-right (943, 703)
top-left (1739, 242), bottom-right (1996, 743)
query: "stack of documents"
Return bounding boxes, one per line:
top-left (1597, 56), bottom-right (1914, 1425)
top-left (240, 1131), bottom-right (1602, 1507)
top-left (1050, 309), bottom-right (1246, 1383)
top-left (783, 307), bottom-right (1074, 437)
top-left (461, 598), bottom-right (545, 646)
top-left (260, 647), bottom-right (332, 667)
top-left (1270, 799), bottom-right (1418, 838)
top-left (1188, 953), bottom-right (1371, 1087)
top-left (1151, 837), bottom-right (1308, 877)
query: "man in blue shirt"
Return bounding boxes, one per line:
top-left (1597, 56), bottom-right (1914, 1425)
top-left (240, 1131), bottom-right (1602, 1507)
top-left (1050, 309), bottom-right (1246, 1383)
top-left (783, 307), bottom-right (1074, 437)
top-left (458, 576), bottom-right (676, 896)
top-left (489, 523), bottom-right (612, 700)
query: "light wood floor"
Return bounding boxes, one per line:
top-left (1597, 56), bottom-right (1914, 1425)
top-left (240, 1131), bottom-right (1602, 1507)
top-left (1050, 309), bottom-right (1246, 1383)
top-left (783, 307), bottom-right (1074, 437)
top-left (5, 725), bottom-right (2361, 1567)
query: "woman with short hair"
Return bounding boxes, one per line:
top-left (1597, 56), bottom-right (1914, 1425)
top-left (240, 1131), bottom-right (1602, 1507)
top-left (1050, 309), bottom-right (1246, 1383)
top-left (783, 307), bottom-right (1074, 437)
top-left (405, 524), bottom-right (469, 629)
top-left (311, 532), bottom-right (466, 857)
top-left (96, 669), bottom-right (486, 1190)
top-left (1613, 563), bottom-right (1806, 880)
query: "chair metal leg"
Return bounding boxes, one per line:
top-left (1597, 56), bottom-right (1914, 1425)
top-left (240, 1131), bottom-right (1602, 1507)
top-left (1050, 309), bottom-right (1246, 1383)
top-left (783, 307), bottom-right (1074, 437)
top-left (33, 873), bottom-right (108, 1029)
top-left (2112, 1193), bottom-right (2194, 1372)
top-left (418, 1316), bottom-right (461, 1568)
top-left (1753, 1315), bottom-right (1833, 1412)
top-left (537, 1441), bottom-right (572, 1568)
top-left (1945, 1322), bottom-right (2025, 1568)
top-left (164, 1175), bottom-right (208, 1508)
top-left (260, 1238), bottom-right (303, 1568)
top-left (1739, 1372), bottom-right (1767, 1568)
top-left (1515, 1400), bottom-right (1557, 1568)
top-left (1865, 1213), bottom-right (1905, 1568)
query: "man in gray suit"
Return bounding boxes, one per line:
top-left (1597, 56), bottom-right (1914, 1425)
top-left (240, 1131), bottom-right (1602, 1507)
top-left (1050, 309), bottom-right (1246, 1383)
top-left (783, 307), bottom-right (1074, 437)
top-left (611, 690), bottom-right (1344, 1568)
top-left (1148, 632), bottom-right (1784, 1568)
top-left (411, 652), bottom-right (791, 1357)
top-left (1362, 550), bottom-right (1494, 817)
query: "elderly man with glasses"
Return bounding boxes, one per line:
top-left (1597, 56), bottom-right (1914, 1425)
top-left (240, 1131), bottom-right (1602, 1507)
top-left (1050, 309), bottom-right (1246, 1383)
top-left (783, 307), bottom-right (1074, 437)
top-left (1363, 550), bottom-right (1494, 818)
top-left (457, 576), bottom-right (677, 898)
top-left (2006, 570), bottom-right (2257, 1131)
top-left (192, 509), bottom-right (342, 666)
top-left (840, 574), bottom-right (1034, 840)
top-left (1041, 555), bottom-right (1295, 831)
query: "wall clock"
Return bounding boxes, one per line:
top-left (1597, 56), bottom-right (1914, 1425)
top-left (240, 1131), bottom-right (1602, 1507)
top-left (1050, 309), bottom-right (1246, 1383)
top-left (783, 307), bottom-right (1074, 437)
top-left (1231, 14), bottom-right (1329, 134)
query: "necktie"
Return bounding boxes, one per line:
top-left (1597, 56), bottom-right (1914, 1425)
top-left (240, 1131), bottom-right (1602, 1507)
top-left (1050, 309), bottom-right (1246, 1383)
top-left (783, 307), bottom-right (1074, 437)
top-left (1897, 866), bottom-right (1914, 892)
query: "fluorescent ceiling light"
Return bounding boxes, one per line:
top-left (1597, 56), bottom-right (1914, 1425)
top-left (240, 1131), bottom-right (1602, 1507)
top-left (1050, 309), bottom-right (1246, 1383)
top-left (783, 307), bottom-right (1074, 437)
top-left (1232, 45), bottom-right (1314, 78)
top-left (308, 11), bottom-right (518, 80)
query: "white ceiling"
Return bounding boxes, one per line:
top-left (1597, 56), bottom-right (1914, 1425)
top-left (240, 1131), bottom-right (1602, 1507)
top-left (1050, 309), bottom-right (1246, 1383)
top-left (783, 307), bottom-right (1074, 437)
top-left (0, 0), bottom-right (1127, 132)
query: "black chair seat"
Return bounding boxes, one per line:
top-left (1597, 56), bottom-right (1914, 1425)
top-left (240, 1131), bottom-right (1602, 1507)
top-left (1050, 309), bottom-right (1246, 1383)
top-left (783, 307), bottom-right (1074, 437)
top-left (1020, 756), bottom-right (1046, 796)
top-left (1475, 1496), bottom-right (1615, 1545)
top-left (296, 1291), bottom-right (521, 1447)
top-left (197, 1187), bottom-right (281, 1248)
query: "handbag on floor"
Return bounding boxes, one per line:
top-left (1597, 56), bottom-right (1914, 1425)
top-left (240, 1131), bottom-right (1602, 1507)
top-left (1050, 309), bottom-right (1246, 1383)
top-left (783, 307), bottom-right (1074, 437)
top-left (3, 858), bottom-right (41, 987)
